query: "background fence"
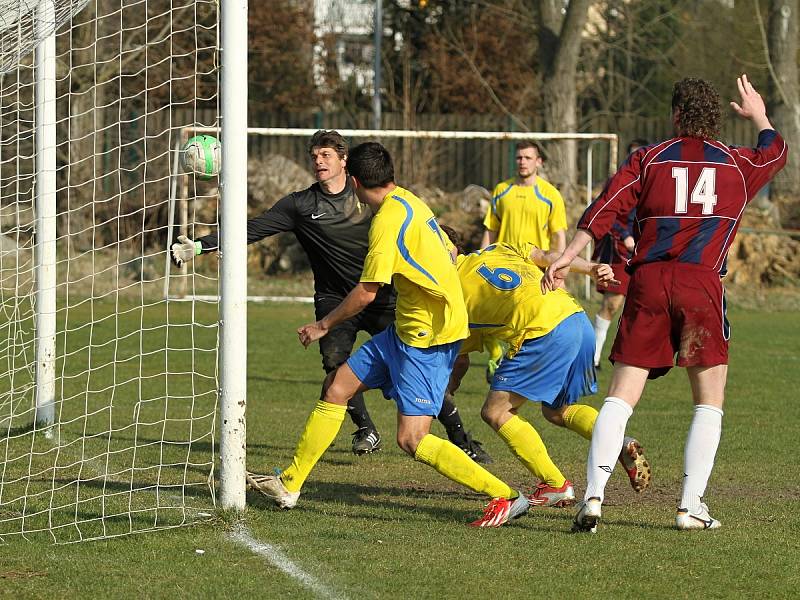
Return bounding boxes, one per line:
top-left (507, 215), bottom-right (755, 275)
top-left (214, 110), bottom-right (763, 192)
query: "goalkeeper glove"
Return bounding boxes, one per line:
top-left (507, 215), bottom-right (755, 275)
top-left (171, 235), bottom-right (201, 267)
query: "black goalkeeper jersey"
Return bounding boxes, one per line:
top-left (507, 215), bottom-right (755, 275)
top-left (197, 177), bottom-right (396, 307)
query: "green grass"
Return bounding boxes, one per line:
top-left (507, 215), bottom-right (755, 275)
top-left (1, 301), bottom-right (799, 598)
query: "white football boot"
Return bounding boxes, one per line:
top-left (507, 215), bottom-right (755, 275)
top-left (675, 502), bottom-right (721, 530)
top-left (572, 497), bottom-right (602, 533)
top-left (246, 472), bottom-right (300, 509)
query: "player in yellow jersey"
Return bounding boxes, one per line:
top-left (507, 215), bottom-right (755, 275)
top-left (249, 143), bottom-right (529, 527)
top-left (480, 141), bottom-right (568, 381)
top-left (481, 141), bottom-right (568, 252)
top-left (440, 226), bottom-right (651, 508)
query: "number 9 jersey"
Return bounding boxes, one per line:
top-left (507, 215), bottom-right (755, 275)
top-left (456, 243), bottom-right (583, 358)
top-left (578, 130), bottom-right (787, 274)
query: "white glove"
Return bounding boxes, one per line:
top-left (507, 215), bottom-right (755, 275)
top-left (171, 235), bottom-right (200, 267)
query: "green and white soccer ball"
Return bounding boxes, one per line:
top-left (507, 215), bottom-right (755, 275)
top-left (181, 135), bottom-right (221, 179)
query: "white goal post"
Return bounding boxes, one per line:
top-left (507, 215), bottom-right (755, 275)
top-left (0, 0), bottom-right (247, 543)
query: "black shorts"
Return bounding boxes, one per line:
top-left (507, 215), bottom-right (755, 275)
top-left (314, 295), bottom-right (396, 373)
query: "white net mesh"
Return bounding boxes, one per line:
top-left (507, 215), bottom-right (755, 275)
top-left (0, 0), bottom-right (220, 543)
top-left (0, 0), bottom-right (91, 74)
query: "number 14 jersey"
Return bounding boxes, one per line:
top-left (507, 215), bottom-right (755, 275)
top-left (579, 130), bottom-right (787, 272)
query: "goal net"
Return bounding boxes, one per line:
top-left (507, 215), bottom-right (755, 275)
top-left (0, 0), bottom-right (221, 543)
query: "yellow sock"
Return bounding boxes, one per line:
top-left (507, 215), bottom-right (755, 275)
top-left (414, 434), bottom-right (515, 499)
top-left (497, 415), bottom-right (565, 488)
top-left (280, 400), bottom-right (346, 493)
top-left (561, 404), bottom-right (598, 441)
top-left (485, 338), bottom-right (504, 363)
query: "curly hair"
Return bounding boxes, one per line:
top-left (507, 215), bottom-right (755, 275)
top-left (671, 78), bottom-right (722, 139)
top-left (438, 224), bottom-right (465, 256)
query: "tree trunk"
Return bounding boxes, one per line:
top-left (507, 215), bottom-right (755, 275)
top-left (767, 0), bottom-right (800, 198)
top-left (535, 0), bottom-right (591, 200)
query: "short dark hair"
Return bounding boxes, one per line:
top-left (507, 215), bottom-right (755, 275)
top-left (308, 130), bottom-right (348, 159)
top-left (671, 78), bottom-right (721, 139)
top-left (438, 224), bottom-right (465, 255)
top-left (627, 138), bottom-right (649, 153)
top-left (515, 140), bottom-right (545, 160)
top-left (347, 142), bottom-right (395, 188)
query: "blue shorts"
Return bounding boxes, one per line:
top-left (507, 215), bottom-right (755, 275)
top-left (491, 312), bottom-right (597, 408)
top-left (347, 325), bottom-right (461, 416)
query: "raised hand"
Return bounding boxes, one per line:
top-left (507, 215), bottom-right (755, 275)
top-left (730, 74), bottom-right (771, 130)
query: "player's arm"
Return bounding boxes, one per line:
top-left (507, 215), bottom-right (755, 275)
top-left (548, 191), bottom-right (568, 252)
top-left (447, 354), bottom-right (471, 395)
top-left (621, 209), bottom-right (637, 252)
top-left (480, 229), bottom-right (497, 249)
top-left (481, 185), bottom-right (502, 249)
top-left (171, 194), bottom-right (298, 267)
top-left (297, 282), bottom-right (380, 347)
top-left (550, 229), bottom-right (566, 252)
top-left (529, 245), bottom-right (616, 288)
top-left (728, 75), bottom-right (788, 195)
top-left (542, 152), bottom-right (643, 291)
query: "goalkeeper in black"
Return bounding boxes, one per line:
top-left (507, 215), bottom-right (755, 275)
top-left (171, 130), bottom-right (491, 463)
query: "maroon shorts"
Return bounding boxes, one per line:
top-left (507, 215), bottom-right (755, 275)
top-left (610, 262), bottom-right (728, 378)
top-left (596, 256), bottom-right (631, 296)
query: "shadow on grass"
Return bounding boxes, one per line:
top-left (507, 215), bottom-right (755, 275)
top-left (247, 479), bottom-right (680, 533)
top-left (246, 481), bottom-right (593, 531)
top-left (248, 374), bottom-right (321, 386)
top-left (0, 421), bottom-right (38, 440)
top-left (247, 481), bottom-right (475, 524)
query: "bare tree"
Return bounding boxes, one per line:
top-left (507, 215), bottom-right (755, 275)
top-left (533, 0), bottom-right (592, 197)
top-left (765, 0), bottom-right (800, 197)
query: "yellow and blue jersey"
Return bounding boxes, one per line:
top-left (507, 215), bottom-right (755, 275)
top-left (360, 186), bottom-right (468, 348)
top-left (456, 242), bottom-right (583, 357)
top-left (483, 176), bottom-right (567, 250)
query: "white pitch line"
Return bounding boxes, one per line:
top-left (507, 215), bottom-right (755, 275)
top-left (229, 523), bottom-right (346, 600)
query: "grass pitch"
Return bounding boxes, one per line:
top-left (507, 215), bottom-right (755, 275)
top-left (1, 300), bottom-right (799, 599)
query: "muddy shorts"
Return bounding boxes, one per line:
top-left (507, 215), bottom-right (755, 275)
top-left (610, 262), bottom-right (728, 379)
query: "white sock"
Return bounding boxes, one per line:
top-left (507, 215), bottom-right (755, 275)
top-left (680, 404), bottom-right (723, 512)
top-left (585, 396), bottom-right (633, 502)
top-left (593, 315), bottom-right (611, 366)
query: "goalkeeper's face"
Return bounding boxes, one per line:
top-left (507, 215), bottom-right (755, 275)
top-left (311, 146), bottom-right (347, 185)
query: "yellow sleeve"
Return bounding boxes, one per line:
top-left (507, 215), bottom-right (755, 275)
top-left (483, 183), bottom-right (503, 231)
top-left (548, 190), bottom-right (567, 233)
top-left (360, 212), bottom-right (396, 285)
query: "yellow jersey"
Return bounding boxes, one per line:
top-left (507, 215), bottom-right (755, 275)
top-left (456, 242), bottom-right (583, 357)
top-left (483, 176), bottom-right (567, 250)
top-left (360, 186), bottom-right (469, 348)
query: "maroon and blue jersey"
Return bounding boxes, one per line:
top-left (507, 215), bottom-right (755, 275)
top-left (592, 207), bottom-right (637, 264)
top-left (579, 130), bottom-right (787, 272)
